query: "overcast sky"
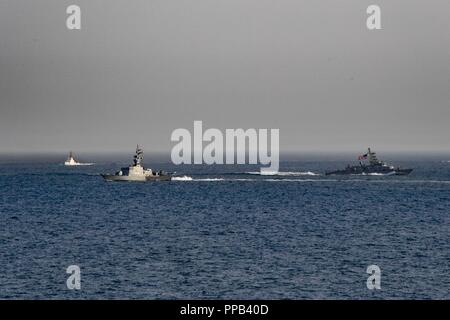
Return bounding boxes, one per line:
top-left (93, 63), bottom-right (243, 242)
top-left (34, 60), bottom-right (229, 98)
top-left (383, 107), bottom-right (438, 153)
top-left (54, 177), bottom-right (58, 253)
top-left (0, 0), bottom-right (449, 153)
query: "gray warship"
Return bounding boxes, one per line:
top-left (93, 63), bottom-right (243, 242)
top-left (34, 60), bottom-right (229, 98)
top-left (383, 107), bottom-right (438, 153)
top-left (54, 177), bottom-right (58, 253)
top-left (326, 148), bottom-right (413, 176)
top-left (101, 145), bottom-right (171, 182)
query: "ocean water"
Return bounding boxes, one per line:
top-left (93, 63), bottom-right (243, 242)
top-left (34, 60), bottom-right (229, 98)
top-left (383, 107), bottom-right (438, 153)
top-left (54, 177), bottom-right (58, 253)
top-left (0, 155), bottom-right (449, 299)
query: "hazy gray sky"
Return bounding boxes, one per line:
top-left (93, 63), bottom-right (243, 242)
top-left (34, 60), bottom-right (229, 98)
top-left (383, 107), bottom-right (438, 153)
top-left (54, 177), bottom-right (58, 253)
top-left (0, 0), bottom-right (449, 153)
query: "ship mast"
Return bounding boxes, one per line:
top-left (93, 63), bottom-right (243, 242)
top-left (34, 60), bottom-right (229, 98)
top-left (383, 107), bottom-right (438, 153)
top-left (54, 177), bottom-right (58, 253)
top-left (367, 147), bottom-right (381, 165)
top-left (133, 145), bottom-right (144, 166)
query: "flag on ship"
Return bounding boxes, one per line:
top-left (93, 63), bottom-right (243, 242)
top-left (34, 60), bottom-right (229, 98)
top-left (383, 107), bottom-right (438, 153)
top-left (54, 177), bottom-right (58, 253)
top-left (358, 153), bottom-right (368, 160)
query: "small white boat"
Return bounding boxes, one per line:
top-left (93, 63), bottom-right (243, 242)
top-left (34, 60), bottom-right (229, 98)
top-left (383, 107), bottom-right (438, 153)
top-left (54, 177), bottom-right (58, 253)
top-left (64, 151), bottom-right (93, 166)
top-left (64, 151), bottom-right (80, 166)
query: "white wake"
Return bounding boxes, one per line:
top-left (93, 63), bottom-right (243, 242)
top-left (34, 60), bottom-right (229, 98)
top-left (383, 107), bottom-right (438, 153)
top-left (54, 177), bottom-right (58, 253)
top-left (246, 171), bottom-right (320, 176)
top-left (171, 175), bottom-right (194, 181)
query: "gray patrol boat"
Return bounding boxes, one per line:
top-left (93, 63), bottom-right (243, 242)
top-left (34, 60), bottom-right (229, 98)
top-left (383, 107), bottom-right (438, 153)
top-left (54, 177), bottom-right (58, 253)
top-left (326, 148), bottom-right (413, 176)
top-left (101, 145), bottom-right (171, 182)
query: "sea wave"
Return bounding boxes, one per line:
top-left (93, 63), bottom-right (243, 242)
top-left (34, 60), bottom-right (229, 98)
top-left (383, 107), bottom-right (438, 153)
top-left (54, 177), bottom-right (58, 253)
top-left (361, 172), bottom-right (396, 176)
top-left (171, 177), bottom-right (230, 182)
top-left (170, 176), bottom-right (333, 182)
top-left (264, 178), bottom-right (337, 182)
top-left (171, 176), bottom-right (193, 181)
top-left (169, 176), bottom-right (450, 184)
top-left (246, 171), bottom-right (320, 176)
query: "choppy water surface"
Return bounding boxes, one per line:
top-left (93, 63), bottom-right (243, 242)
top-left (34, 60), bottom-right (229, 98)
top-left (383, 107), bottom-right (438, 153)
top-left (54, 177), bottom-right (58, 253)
top-left (0, 155), bottom-right (449, 299)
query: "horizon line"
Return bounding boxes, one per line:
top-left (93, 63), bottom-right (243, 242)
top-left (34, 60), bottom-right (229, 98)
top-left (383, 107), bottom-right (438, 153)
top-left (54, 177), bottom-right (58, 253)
top-left (1, 149), bottom-right (449, 155)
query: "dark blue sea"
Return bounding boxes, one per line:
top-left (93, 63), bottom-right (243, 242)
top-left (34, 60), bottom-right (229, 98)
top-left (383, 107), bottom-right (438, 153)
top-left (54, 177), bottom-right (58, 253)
top-left (0, 153), bottom-right (449, 299)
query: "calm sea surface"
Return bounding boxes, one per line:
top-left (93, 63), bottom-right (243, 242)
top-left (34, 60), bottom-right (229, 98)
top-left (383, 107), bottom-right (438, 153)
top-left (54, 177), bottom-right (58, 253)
top-left (0, 154), bottom-right (449, 299)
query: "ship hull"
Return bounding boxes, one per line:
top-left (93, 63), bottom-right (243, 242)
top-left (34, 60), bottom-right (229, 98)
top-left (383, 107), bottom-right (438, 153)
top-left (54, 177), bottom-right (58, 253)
top-left (101, 174), bottom-right (172, 182)
top-left (326, 167), bottom-right (413, 176)
top-left (392, 168), bottom-right (413, 176)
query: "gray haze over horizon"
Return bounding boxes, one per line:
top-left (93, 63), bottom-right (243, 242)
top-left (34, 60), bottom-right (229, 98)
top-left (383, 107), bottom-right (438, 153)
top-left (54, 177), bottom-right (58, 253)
top-left (1, 0), bottom-right (449, 154)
